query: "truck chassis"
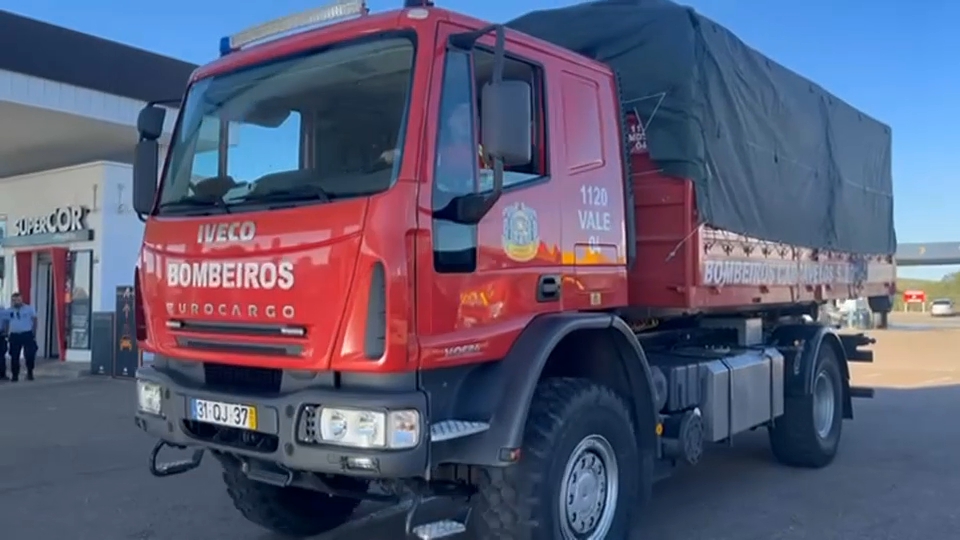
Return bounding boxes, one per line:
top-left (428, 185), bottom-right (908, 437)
top-left (136, 310), bottom-right (875, 539)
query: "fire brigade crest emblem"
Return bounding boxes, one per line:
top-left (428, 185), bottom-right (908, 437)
top-left (502, 202), bottom-right (540, 262)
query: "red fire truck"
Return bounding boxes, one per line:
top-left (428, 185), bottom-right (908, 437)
top-left (132, 1), bottom-right (895, 538)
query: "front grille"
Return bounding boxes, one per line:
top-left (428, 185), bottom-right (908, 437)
top-left (203, 363), bottom-right (282, 395)
top-left (178, 337), bottom-right (303, 357)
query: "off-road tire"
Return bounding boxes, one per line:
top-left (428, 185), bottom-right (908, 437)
top-left (472, 377), bottom-right (642, 540)
top-left (769, 343), bottom-right (845, 468)
top-left (222, 467), bottom-right (362, 537)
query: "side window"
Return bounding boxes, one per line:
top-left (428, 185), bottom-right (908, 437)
top-left (432, 50), bottom-right (479, 274)
top-left (431, 48), bottom-right (547, 274)
top-left (473, 50), bottom-right (546, 189)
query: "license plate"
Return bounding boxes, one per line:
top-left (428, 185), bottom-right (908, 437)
top-left (189, 398), bottom-right (258, 430)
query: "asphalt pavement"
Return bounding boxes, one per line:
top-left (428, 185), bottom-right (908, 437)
top-left (0, 345), bottom-right (958, 540)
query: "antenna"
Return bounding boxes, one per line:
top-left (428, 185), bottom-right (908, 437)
top-left (403, 0), bottom-right (434, 7)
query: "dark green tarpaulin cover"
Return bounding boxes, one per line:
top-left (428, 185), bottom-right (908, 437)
top-left (507, 0), bottom-right (896, 255)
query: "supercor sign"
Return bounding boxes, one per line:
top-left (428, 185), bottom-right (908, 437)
top-left (14, 206), bottom-right (88, 236)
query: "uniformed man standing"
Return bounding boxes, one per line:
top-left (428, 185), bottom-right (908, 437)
top-left (7, 292), bottom-right (38, 382)
top-left (0, 302), bottom-right (8, 380)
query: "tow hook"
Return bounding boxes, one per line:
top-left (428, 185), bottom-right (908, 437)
top-left (149, 440), bottom-right (205, 477)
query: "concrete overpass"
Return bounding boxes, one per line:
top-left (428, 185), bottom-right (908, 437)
top-left (896, 242), bottom-right (960, 266)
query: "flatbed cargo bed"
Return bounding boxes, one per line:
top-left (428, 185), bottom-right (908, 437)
top-left (626, 144), bottom-right (896, 316)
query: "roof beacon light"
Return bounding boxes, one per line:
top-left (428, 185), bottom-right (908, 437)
top-left (220, 0), bottom-right (368, 56)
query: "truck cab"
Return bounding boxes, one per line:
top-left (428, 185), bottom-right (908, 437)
top-left (134, 4), bottom-right (624, 373)
top-left (132, 2), bottom-right (877, 539)
top-left (134, 2), bottom-right (633, 537)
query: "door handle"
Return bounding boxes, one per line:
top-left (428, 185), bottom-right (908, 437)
top-left (536, 275), bottom-right (561, 303)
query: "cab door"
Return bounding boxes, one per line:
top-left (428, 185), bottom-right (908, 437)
top-left (414, 21), bottom-right (561, 370)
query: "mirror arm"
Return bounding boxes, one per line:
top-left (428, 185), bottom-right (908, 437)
top-left (448, 24), bottom-right (500, 50)
top-left (477, 25), bottom-right (506, 216)
top-left (491, 24), bottom-right (505, 86)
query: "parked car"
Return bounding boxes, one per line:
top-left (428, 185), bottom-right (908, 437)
top-left (930, 298), bottom-right (955, 317)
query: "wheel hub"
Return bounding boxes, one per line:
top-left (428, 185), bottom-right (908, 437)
top-left (813, 370), bottom-right (836, 439)
top-left (559, 435), bottom-right (619, 540)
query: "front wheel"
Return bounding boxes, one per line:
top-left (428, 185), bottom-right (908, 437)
top-left (769, 342), bottom-right (845, 468)
top-left (472, 378), bottom-right (641, 540)
top-left (222, 466), bottom-right (363, 537)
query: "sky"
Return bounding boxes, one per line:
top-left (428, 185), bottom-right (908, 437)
top-left (6, 0), bottom-right (959, 280)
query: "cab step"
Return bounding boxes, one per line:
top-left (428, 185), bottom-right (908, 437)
top-left (430, 420), bottom-right (490, 442)
top-left (411, 520), bottom-right (467, 539)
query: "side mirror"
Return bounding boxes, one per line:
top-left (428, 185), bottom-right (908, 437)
top-left (133, 104), bottom-right (168, 216)
top-left (138, 105), bottom-right (167, 141)
top-left (133, 140), bottom-right (159, 215)
top-left (442, 23), bottom-right (514, 225)
top-left (481, 80), bottom-right (533, 167)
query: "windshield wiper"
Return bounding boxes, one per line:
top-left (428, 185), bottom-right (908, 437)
top-left (158, 194), bottom-right (231, 214)
top-left (231, 185), bottom-right (332, 206)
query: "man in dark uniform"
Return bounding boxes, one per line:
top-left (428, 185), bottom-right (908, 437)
top-left (6, 292), bottom-right (38, 382)
top-left (0, 301), bottom-right (8, 380)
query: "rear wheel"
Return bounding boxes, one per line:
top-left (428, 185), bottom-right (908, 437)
top-left (769, 343), bottom-right (845, 468)
top-left (472, 378), bottom-right (642, 540)
top-left (222, 466), bottom-right (363, 537)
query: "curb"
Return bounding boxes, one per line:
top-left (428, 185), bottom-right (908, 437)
top-left (32, 362), bottom-right (95, 380)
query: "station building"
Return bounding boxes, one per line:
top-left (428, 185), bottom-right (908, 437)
top-left (0, 10), bottom-right (196, 361)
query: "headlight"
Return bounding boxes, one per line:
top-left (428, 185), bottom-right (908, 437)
top-left (312, 407), bottom-right (421, 449)
top-left (137, 380), bottom-right (163, 415)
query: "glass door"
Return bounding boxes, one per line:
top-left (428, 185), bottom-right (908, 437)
top-left (35, 255), bottom-right (58, 359)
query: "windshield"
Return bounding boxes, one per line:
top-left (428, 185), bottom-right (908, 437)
top-left (157, 35), bottom-right (415, 215)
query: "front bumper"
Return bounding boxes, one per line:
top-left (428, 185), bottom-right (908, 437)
top-left (134, 365), bottom-right (429, 478)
